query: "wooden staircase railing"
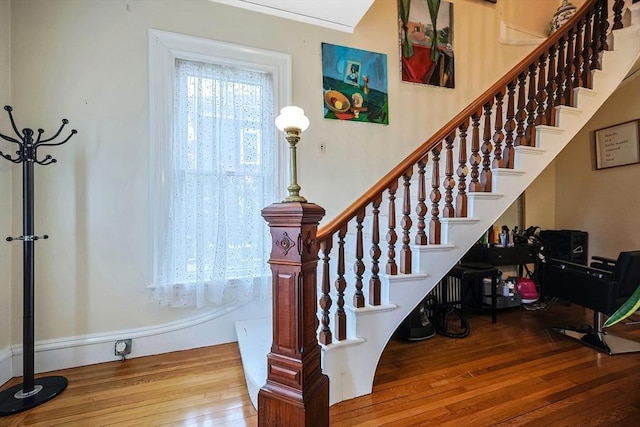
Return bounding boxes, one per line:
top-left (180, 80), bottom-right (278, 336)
top-left (315, 0), bottom-right (618, 345)
top-left (258, 1), bottom-right (631, 425)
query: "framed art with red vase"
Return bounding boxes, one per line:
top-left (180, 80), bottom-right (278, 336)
top-left (398, 0), bottom-right (454, 88)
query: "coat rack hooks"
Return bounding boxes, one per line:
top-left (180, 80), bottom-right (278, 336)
top-left (0, 105), bottom-right (77, 416)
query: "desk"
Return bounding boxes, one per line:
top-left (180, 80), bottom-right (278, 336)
top-left (462, 244), bottom-right (538, 276)
top-left (445, 263), bottom-right (499, 323)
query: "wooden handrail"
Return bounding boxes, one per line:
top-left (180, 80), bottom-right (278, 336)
top-left (262, 1), bottom-right (629, 421)
top-left (318, 0), bottom-right (600, 241)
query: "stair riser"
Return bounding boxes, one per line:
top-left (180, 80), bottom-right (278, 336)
top-left (323, 273), bottom-right (430, 405)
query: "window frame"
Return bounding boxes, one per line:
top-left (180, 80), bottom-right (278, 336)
top-left (148, 29), bottom-right (291, 288)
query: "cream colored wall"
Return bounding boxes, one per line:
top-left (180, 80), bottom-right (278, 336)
top-left (520, 0), bottom-right (639, 256)
top-left (0, 1), bottom-right (11, 354)
top-left (7, 0), bottom-right (538, 344)
top-left (552, 74), bottom-right (640, 259)
top-left (495, 162), bottom-right (558, 238)
top-left (501, 0), bottom-right (561, 37)
top-left (524, 162), bottom-right (557, 230)
top-left (500, 0), bottom-right (589, 37)
top-left (307, 0), bottom-right (539, 220)
top-left (0, 0), bottom-right (12, 352)
top-left (495, 199), bottom-right (520, 232)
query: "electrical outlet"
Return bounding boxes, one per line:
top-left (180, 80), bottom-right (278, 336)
top-left (114, 339), bottom-right (132, 358)
top-left (319, 142), bottom-right (326, 154)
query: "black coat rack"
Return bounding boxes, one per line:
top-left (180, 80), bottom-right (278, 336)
top-left (0, 106), bottom-right (76, 415)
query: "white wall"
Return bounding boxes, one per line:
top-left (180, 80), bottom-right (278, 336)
top-left (3, 0), bottom-right (539, 365)
top-left (0, 0), bottom-right (13, 362)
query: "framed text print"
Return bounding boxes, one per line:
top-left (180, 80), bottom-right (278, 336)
top-left (595, 120), bottom-right (640, 170)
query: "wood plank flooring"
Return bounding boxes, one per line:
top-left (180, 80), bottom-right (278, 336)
top-left (1, 301), bottom-right (639, 426)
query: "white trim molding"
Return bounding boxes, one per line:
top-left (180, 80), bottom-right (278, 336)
top-left (0, 348), bottom-right (12, 387)
top-left (208, 0), bottom-right (374, 33)
top-left (499, 21), bottom-right (547, 46)
top-left (1, 299), bottom-right (270, 382)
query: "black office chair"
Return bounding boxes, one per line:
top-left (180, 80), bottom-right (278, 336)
top-left (543, 250), bottom-right (640, 355)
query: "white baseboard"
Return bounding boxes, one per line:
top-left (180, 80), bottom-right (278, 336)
top-left (0, 347), bottom-right (12, 387)
top-left (1, 299), bottom-right (271, 385)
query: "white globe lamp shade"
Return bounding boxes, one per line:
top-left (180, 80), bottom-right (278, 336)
top-left (275, 106), bottom-right (310, 132)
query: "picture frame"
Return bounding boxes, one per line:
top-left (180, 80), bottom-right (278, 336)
top-left (398, 0), bottom-right (454, 88)
top-left (321, 43), bottom-right (389, 125)
top-left (594, 119), bottom-right (640, 170)
top-left (344, 60), bottom-right (362, 86)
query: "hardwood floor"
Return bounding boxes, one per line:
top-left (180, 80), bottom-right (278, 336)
top-left (332, 302), bottom-right (640, 426)
top-left (2, 302), bottom-right (639, 426)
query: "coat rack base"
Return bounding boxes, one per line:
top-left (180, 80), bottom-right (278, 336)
top-left (0, 375), bottom-right (67, 416)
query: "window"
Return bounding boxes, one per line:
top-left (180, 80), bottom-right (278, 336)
top-left (149, 30), bottom-right (291, 308)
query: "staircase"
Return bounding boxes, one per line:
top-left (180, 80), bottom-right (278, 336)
top-left (238, 0), bottom-right (640, 411)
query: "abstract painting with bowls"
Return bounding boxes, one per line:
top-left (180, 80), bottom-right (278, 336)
top-left (321, 43), bottom-right (389, 125)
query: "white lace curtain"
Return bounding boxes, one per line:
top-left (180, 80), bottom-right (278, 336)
top-left (153, 59), bottom-right (276, 308)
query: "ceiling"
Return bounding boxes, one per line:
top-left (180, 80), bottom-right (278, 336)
top-left (209, 0), bottom-right (375, 33)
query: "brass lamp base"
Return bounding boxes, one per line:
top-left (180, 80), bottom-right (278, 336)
top-left (283, 195), bottom-right (308, 203)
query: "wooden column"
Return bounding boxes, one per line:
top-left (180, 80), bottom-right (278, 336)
top-left (369, 196), bottom-right (382, 306)
top-left (259, 202), bottom-right (329, 427)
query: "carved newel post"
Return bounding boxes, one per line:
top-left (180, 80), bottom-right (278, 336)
top-left (258, 107), bottom-right (329, 426)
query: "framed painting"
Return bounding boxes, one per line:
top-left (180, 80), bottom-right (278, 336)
top-left (321, 43), bottom-right (389, 125)
top-left (594, 120), bottom-right (640, 170)
top-left (398, 0), bottom-right (454, 88)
